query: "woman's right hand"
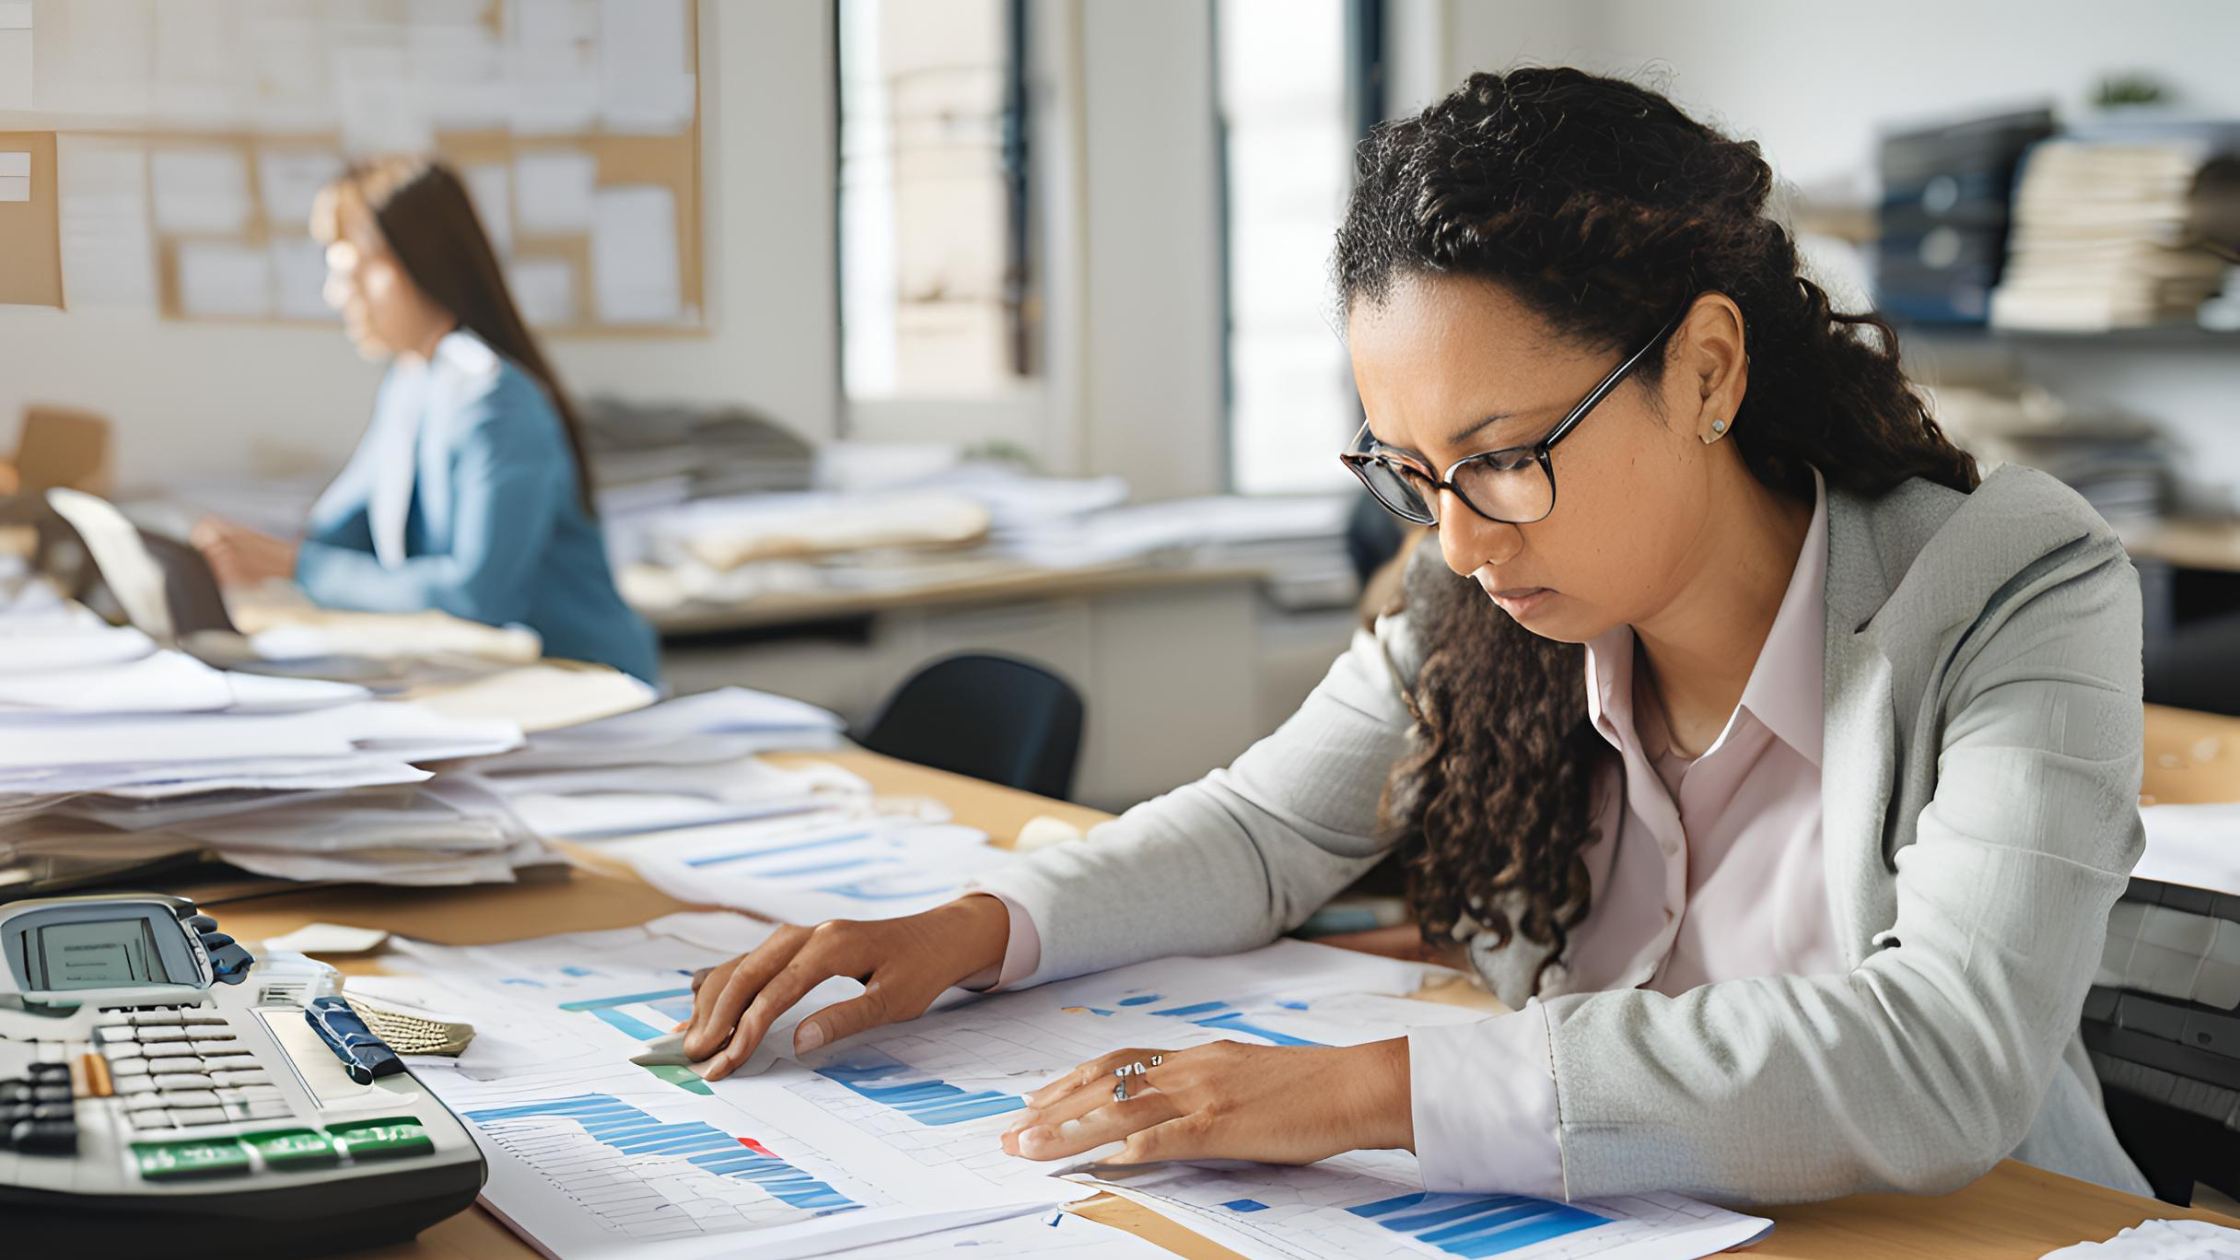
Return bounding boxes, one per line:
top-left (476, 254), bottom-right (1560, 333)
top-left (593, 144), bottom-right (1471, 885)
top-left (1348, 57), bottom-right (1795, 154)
top-left (190, 516), bottom-right (299, 589)
top-left (682, 893), bottom-right (1012, 1080)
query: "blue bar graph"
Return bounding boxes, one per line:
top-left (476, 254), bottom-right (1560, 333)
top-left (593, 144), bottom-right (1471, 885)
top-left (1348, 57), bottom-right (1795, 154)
top-left (462, 1093), bottom-right (860, 1215)
top-left (557, 988), bottom-right (698, 1042)
top-left (812, 1047), bottom-right (1026, 1126)
top-left (1149, 1000), bottom-right (1324, 1047)
top-left (1347, 1191), bottom-right (1603, 1258)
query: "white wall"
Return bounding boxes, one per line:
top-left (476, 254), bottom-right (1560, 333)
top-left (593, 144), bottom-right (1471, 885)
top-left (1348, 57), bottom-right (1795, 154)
top-left (1077, 0), bottom-right (1227, 500)
top-left (0, 0), bottom-right (839, 489)
top-left (1438, 0), bottom-right (2240, 186)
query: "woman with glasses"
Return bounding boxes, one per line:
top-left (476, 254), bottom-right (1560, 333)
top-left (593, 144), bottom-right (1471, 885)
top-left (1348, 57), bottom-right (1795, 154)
top-left (681, 69), bottom-right (2150, 1204)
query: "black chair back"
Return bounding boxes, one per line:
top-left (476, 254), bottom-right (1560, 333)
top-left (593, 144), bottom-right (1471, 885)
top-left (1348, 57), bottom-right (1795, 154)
top-left (859, 654), bottom-right (1084, 801)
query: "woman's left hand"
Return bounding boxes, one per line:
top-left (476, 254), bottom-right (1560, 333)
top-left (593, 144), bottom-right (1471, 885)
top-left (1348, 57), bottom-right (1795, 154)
top-left (1001, 1038), bottom-right (1413, 1166)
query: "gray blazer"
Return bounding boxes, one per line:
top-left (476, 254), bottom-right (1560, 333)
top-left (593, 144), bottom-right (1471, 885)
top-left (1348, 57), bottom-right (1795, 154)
top-left (972, 464), bottom-right (2152, 1204)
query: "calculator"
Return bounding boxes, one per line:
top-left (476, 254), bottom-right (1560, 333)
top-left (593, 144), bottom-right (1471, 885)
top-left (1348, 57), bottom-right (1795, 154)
top-left (0, 892), bottom-right (486, 1257)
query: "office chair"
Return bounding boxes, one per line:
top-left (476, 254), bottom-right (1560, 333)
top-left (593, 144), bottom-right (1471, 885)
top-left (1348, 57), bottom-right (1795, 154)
top-left (858, 653), bottom-right (1085, 801)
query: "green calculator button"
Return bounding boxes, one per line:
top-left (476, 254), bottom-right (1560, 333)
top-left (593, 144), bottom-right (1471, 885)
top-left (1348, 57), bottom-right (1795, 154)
top-left (134, 1139), bottom-right (250, 1180)
top-left (328, 1118), bottom-right (433, 1160)
top-left (244, 1129), bottom-right (338, 1169)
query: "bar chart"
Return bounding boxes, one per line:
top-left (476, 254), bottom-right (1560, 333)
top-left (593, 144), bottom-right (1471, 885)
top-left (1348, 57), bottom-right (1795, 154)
top-left (460, 1092), bottom-right (863, 1240)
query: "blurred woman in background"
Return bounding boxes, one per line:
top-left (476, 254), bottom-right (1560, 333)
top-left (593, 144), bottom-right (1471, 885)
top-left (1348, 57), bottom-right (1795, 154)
top-left (193, 156), bottom-right (658, 683)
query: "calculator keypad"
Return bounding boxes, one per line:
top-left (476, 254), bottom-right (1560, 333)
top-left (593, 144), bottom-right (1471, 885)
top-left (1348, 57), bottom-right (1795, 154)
top-left (0, 1061), bottom-right (76, 1155)
top-left (94, 1006), bottom-right (293, 1134)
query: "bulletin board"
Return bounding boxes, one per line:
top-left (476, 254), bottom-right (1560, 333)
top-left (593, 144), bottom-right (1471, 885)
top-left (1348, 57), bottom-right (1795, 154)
top-left (0, 0), bottom-right (704, 337)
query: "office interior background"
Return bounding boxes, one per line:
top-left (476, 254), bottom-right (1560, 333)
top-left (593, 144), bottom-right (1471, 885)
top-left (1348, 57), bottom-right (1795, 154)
top-left (1, 0), bottom-right (2237, 814)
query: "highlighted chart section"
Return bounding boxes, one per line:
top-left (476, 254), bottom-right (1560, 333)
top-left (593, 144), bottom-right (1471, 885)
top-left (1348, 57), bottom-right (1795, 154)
top-left (813, 1047), bottom-right (1026, 1126)
top-left (462, 1093), bottom-right (862, 1239)
top-left (558, 988), bottom-right (697, 1041)
top-left (1346, 1192), bottom-right (1603, 1258)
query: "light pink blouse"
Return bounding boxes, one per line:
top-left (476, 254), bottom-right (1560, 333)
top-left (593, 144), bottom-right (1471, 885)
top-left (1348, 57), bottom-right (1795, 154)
top-left (974, 473), bottom-right (1840, 1198)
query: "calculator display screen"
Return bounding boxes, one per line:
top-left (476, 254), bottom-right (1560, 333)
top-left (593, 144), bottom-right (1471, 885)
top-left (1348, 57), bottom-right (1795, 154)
top-left (32, 918), bottom-right (173, 990)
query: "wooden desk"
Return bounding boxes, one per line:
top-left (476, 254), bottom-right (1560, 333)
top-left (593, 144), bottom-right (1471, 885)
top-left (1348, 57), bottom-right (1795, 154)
top-left (2122, 518), bottom-right (2240, 575)
top-left (185, 727), bottom-right (2240, 1260)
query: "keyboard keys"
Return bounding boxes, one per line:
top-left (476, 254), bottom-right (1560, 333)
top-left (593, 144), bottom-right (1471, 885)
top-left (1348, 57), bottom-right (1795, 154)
top-left (95, 1027), bottom-right (136, 1044)
top-left (136, 1027), bottom-right (191, 1044)
top-left (210, 1068), bottom-right (268, 1088)
top-left (113, 1077), bottom-right (156, 1096)
top-left (157, 1089), bottom-right (220, 1108)
top-left (11, 1118), bottom-right (76, 1155)
top-left (327, 1118), bottom-right (432, 1160)
top-left (144, 1056), bottom-right (203, 1075)
top-left (130, 1010), bottom-right (187, 1027)
top-left (190, 1038), bottom-right (238, 1054)
top-left (182, 1011), bottom-right (228, 1026)
top-left (121, 1093), bottom-right (171, 1112)
top-left (129, 1110), bottom-right (175, 1131)
top-left (151, 1074), bottom-right (217, 1092)
top-left (169, 1106), bottom-right (229, 1128)
top-left (108, 1059), bottom-right (150, 1078)
top-left (134, 1138), bottom-right (250, 1180)
top-left (99, 1043), bottom-right (146, 1061)
top-left (244, 1129), bottom-right (336, 1169)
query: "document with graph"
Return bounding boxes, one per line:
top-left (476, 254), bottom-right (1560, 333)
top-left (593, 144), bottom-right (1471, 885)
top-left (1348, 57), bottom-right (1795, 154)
top-left (1071, 1150), bottom-right (1774, 1260)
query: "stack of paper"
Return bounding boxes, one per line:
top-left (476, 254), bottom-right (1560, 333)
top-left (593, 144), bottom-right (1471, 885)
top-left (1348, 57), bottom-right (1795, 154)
top-left (1992, 130), bottom-right (2240, 332)
top-left (0, 597), bottom-right (540, 892)
top-left (452, 685), bottom-right (1035, 923)
top-left (611, 453), bottom-right (1360, 616)
top-left (467, 687), bottom-right (857, 839)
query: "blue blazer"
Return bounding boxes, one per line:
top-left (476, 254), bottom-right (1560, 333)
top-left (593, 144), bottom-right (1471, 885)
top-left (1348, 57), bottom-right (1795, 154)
top-left (297, 330), bottom-right (660, 683)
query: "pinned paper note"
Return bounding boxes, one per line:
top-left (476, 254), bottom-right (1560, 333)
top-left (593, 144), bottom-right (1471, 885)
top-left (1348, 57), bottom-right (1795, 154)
top-left (513, 150), bottom-right (595, 233)
top-left (270, 236), bottom-right (333, 321)
top-left (176, 240), bottom-right (273, 318)
top-left (463, 162), bottom-right (513, 257)
top-left (152, 148), bottom-right (252, 234)
top-left (257, 148), bottom-right (345, 228)
top-left (599, 0), bottom-right (694, 133)
top-left (591, 183), bottom-right (680, 324)
top-left (57, 136), bottom-right (158, 314)
top-left (0, 1), bottom-right (30, 114)
top-left (506, 257), bottom-right (576, 327)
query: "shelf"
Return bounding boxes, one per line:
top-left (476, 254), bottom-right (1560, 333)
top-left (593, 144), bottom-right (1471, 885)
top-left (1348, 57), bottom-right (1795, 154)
top-left (1892, 321), bottom-right (2240, 350)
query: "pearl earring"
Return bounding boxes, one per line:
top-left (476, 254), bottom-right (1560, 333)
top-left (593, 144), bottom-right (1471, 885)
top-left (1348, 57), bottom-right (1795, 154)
top-left (1712, 419), bottom-right (1728, 434)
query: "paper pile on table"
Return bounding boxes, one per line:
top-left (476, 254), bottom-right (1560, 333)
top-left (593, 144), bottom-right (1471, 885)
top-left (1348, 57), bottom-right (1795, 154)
top-left (0, 592), bottom-right (541, 892)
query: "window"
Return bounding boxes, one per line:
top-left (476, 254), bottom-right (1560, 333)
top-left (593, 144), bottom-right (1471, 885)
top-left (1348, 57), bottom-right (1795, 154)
top-left (1217, 0), bottom-right (1371, 494)
top-left (837, 0), bottom-right (1035, 403)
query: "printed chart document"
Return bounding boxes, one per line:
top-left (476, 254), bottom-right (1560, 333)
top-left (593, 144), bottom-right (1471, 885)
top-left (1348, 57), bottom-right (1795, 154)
top-left (366, 916), bottom-right (1059, 1259)
top-left (1070, 1150), bottom-right (1773, 1260)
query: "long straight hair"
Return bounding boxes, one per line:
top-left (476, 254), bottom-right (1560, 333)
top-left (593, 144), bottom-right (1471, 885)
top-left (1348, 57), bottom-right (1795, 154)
top-left (312, 156), bottom-right (597, 514)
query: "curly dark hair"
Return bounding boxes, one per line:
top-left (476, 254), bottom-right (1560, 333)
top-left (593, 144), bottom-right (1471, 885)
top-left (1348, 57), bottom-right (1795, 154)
top-left (1344, 68), bottom-right (1981, 992)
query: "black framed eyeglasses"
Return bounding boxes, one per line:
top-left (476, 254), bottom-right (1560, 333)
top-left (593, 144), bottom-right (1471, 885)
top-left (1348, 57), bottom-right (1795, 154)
top-left (1339, 309), bottom-right (1685, 526)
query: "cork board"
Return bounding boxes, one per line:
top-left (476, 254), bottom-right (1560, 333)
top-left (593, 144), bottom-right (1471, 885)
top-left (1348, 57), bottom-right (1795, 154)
top-left (0, 129), bottom-right (60, 308)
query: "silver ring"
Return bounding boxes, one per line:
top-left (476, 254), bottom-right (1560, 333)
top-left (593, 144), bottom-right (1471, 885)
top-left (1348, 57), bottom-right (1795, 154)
top-left (1112, 1079), bottom-right (1130, 1103)
top-left (1148, 1055), bottom-right (1163, 1067)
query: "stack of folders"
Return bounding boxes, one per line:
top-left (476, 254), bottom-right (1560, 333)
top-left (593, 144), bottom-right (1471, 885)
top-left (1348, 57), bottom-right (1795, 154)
top-left (580, 395), bottom-right (818, 514)
top-left (1992, 118), bottom-right (2240, 332)
top-left (1874, 107), bottom-right (2054, 324)
top-left (0, 580), bottom-right (543, 894)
